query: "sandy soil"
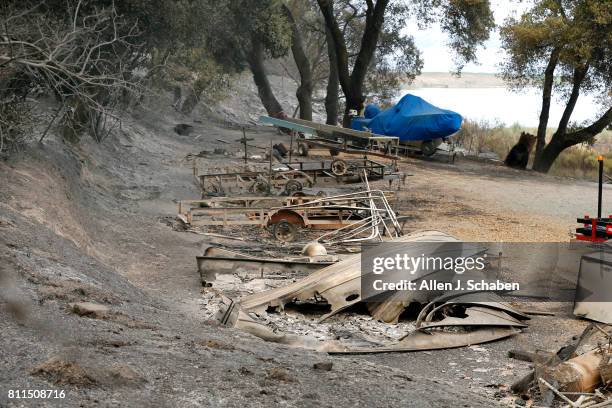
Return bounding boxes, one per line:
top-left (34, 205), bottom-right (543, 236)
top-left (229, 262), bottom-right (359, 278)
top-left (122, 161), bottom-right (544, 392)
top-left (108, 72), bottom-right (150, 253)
top-left (1, 94), bottom-right (610, 407)
top-left (393, 156), bottom-right (612, 242)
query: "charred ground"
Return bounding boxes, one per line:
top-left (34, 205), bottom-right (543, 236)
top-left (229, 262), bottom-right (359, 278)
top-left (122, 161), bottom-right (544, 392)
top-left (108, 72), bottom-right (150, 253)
top-left (1, 98), bottom-right (611, 407)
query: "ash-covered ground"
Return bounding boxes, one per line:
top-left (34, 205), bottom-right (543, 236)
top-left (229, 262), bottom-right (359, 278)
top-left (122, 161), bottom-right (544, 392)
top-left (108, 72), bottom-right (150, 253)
top-left (2, 87), bottom-right (611, 407)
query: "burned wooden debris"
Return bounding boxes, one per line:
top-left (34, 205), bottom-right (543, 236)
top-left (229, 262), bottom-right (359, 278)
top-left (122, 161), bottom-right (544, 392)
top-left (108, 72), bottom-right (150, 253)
top-left (508, 323), bottom-right (612, 407)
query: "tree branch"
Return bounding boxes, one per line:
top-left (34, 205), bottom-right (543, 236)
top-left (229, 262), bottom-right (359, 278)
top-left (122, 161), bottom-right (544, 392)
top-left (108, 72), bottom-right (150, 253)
top-left (535, 47), bottom-right (560, 156)
top-left (564, 107), bottom-right (612, 146)
top-left (555, 63), bottom-right (589, 137)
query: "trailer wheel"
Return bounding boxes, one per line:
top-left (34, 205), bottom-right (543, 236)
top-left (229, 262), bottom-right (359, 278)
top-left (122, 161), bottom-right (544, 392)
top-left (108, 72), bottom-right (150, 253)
top-left (297, 143), bottom-right (309, 157)
top-left (331, 159), bottom-right (348, 176)
top-left (272, 220), bottom-right (297, 242)
top-left (203, 183), bottom-right (222, 197)
top-left (421, 140), bottom-right (437, 157)
top-left (250, 180), bottom-right (270, 194)
top-left (284, 180), bottom-right (302, 195)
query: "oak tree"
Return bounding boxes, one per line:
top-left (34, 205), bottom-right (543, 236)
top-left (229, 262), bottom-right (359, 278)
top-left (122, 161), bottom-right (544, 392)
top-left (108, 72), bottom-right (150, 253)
top-left (501, 0), bottom-right (612, 173)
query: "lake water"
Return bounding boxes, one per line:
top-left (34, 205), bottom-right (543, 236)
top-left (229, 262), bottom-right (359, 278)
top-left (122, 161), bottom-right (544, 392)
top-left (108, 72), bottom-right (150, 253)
top-left (400, 87), bottom-right (601, 128)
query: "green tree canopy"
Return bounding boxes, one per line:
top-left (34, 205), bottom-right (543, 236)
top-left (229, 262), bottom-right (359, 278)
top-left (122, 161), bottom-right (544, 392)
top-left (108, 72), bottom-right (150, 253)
top-left (500, 0), bottom-right (612, 172)
top-left (319, 0), bottom-right (494, 126)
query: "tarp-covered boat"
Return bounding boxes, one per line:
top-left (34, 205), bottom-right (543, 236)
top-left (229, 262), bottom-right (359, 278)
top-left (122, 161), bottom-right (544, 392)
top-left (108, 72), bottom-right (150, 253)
top-left (353, 94), bottom-right (463, 143)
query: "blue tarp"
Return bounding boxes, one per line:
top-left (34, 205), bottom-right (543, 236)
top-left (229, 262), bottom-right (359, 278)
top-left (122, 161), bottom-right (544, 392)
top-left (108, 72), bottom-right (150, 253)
top-left (351, 117), bottom-right (371, 131)
top-left (366, 94), bottom-right (462, 142)
top-left (364, 104), bottom-right (381, 119)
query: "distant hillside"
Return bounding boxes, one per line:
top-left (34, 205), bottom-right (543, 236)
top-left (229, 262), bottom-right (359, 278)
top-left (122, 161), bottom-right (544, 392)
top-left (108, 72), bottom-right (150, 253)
top-left (404, 72), bottom-right (506, 89)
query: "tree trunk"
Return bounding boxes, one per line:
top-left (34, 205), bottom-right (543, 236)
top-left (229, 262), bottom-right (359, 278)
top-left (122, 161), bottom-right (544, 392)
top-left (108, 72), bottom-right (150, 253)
top-left (533, 63), bottom-right (591, 173)
top-left (535, 47), bottom-right (560, 160)
top-left (533, 138), bottom-right (566, 173)
top-left (284, 6), bottom-right (313, 121)
top-left (317, 0), bottom-right (389, 128)
top-left (325, 27), bottom-right (339, 125)
top-left (180, 87), bottom-right (200, 115)
top-left (342, 91), bottom-right (363, 127)
top-left (565, 107), bottom-right (612, 146)
top-left (246, 35), bottom-right (284, 117)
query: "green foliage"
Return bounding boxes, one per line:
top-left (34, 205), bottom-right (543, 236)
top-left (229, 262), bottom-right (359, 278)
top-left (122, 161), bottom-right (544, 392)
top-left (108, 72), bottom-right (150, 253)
top-left (367, 2), bottom-right (424, 103)
top-left (218, 0), bottom-right (292, 67)
top-left (166, 48), bottom-right (230, 105)
top-left (501, 0), bottom-right (612, 99)
top-left (326, 1), bottom-right (424, 104)
top-left (411, 0), bottom-right (495, 72)
top-left (440, 0), bottom-right (495, 71)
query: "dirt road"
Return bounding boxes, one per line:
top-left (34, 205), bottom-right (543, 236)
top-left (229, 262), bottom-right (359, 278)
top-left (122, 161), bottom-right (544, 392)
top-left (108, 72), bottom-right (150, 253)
top-left (392, 156), bottom-right (612, 242)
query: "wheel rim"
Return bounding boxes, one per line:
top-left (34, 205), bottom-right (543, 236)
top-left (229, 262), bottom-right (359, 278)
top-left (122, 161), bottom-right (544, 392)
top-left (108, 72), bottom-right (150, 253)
top-left (273, 221), bottom-right (296, 242)
top-left (251, 181), bottom-right (269, 194)
top-left (285, 180), bottom-right (302, 194)
top-left (331, 159), bottom-right (348, 176)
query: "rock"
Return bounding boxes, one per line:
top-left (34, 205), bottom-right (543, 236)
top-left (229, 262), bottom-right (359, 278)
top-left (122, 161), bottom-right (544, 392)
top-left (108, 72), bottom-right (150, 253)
top-left (30, 356), bottom-right (95, 386)
top-left (238, 367), bottom-right (252, 375)
top-left (266, 367), bottom-right (297, 383)
top-left (173, 124), bottom-right (193, 135)
top-left (312, 362), bottom-right (333, 371)
top-left (69, 302), bottom-right (109, 319)
top-left (108, 363), bottom-right (146, 385)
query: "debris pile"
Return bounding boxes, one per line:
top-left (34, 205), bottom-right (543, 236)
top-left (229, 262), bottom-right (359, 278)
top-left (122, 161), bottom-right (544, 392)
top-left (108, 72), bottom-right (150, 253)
top-left (209, 231), bottom-right (531, 353)
top-left (172, 134), bottom-right (612, 405)
top-left (509, 323), bottom-right (612, 407)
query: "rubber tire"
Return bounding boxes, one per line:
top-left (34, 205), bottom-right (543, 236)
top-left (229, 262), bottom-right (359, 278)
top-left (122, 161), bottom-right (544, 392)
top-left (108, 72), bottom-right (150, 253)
top-left (421, 140), bottom-right (437, 157)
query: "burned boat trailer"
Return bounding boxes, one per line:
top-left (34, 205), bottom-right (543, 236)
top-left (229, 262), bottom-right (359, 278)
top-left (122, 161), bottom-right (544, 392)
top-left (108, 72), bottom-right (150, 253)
top-left (179, 173), bottom-right (532, 353)
top-left (178, 185), bottom-right (402, 243)
top-left (193, 157), bottom-right (402, 197)
top-left (260, 115), bottom-right (457, 161)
